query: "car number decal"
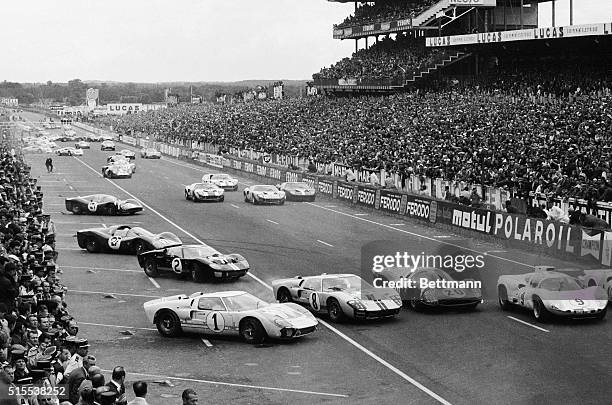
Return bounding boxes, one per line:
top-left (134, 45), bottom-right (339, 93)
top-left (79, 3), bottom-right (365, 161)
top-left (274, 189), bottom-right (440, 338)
top-left (206, 312), bottom-right (225, 332)
top-left (108, 236), bottom-right (122, 249)
top-left (171, 258), bottom-right (182, 273)
top-left (309, 292), bottom-right (320, 311)
top-left (87, 201), bottom-right (98, 212)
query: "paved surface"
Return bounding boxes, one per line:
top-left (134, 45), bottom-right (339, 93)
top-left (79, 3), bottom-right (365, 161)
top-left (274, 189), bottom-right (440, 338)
top-left (21, 112), bottom-right (612, 404)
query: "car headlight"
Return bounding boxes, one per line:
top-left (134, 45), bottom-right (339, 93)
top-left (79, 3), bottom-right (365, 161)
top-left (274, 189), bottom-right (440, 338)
top-left (347, 300), bottom-right (366, 310)
top-left (273, 318), bottom-right (292, 328)
top-left (422, 288), bottom-right (437, 303)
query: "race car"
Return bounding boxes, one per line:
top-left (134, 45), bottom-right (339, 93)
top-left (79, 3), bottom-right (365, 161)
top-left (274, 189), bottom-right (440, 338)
top-left (574, 269), bottom-right (612, 300)
top-left (143, 291), bottom-right (318, 344)
top-left (374, 267), bottom-right (483, 311)
top-left (243, 185), bottom-right (286, 205)
top-left (76, 224), bottom-right (182, 255)
top-left (65, 194), bottom-right (143, 215)
top-left (497, 266), bottom-right (608, 321)
top-left (101, 140), bottom-right (115, 151)
top-left (106, 155), bottom-right (136, 173)
top-left (277, 182), bottom-right (316, 202)
top-left (271, 274), bottom-right (402, 322)
top-left (184, 183), bottom-right (225, 202)
top-left (55, 147), bottom-right (83, 157)
top-left (119, 149), bottom-right (136, 160)
top-left (102, 163), bottom-right (132, 179)
top-left (75, 141), bottom-right (90, 149)
top-left (140, 148), bottom-right (161, 159)
top-left (137, 244), bottom-right (249, 282)
top-left (202, 173), bottom-right (238, 191)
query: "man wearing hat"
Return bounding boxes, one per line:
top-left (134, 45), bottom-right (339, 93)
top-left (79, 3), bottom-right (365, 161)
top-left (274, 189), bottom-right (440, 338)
top-left (99, 390), bottom-right (118, 405)
top-left (11, 346), bottom-right (29, 381)
top-left (65, 338), bottom-right (89, 377)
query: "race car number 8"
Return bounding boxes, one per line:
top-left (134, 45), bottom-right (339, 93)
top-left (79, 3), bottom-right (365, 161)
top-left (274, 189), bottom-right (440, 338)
top-left (171, 258), bottom-right (182, 273)
top-left (309, 292), bottom-right (320, 311)
top-left (206, 312), bottom-right (225, 332)
top-left (108, 236), bottom-right (122, 249)
top-left (88, 201), bottom-right (98, 212)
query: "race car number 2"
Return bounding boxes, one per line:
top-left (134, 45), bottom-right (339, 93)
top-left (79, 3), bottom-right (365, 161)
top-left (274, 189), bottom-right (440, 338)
top-left (206, 312), bottom-right (225, 332)
top-left (87, 201), bottom-right (98, 212)
top-left (171, 258), bottom-right (182, 273)
top-left (108, 236), bottom-right (122, 249)
top-left (309, 292), bottom-right (320, 311)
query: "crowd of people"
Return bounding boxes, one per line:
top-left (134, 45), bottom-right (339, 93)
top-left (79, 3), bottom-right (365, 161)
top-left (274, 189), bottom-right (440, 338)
top-left (313, 35), bottom-right (444, 82)
top-left (0, 127), bottom-right (199, 404)
top-left (335, 0), bottom-right (438, 29)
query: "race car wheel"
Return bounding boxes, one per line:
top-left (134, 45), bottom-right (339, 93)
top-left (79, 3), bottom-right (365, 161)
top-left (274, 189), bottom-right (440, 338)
top-left (607, 286), bottom-right (612, 301)
top-left (85, 238), bottom-right (100, 253)
top-left (156, 311), bottom-right (181, 337)
top-left (533, 297), bottom-right (549, 322)
top-left (244, 195), bottom-right (249, 203)
top-left (327, 299), bottom-right (345, 322)
top-left (498, 286), bottom-right (511, 310)
top-left (239, 318), bottom-right (266, 344)
top-left (134, 241), bottom-right (146, 256)
top-left (191, 265), bottom-right (207, 283)
top-left (279, 200), bottom-right (285, 206)
top-left (219, 196), bottom-right (225, 202)
top-left (277, 288), bottom-right (292, 303)
top-left (185, 192), bottom-right (190, 200)
top-left (143, 259), bottom-right (159, 277)
top-left (409, 299), bottom-right (424, 312)
top-left (594, 306), bottom-right (607, 321)
top-left (71, 205), bottom-right (82, 214)
top-left (107, 205), bottom-right (117, 216)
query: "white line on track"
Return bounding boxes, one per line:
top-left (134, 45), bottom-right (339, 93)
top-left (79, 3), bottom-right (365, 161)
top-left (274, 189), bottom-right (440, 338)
top-left (61, 266), bottom-right (141, 273)
top-left (266, 219), bottom-right (279, 225)
top-left (201, 338), bottom-right (213, 347)
top-left (487, 250), bottom-right (508, 254)
top-left (389, 223), bottom-right (405, 226)
top-left (70, 290), bottom-right (160, 298)
top-left (79, 322), bottom-right (157, 331)
top-left (73, 155), bottom-right (450, 404)
top-left (354, 213), bottom-right (368, 216)
top-left (305, 202), bottom-right (533, 269)
top-left (74, 156), bottom-right (271, 292)
top-left (316, 239), bottom-right (334, 247)
top-left (507, 316), bottom-right (550, 333)
top-left (230, 204), bottom-right (240, 209)
top-left (148, 277), bottom-right (161, 289)
top-left (99, 369), bottom-right (348, 398)
top-left (52, 222), bottom-right (107, 225)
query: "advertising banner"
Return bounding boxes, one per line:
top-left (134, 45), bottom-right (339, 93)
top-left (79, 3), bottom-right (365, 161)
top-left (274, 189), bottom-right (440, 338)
top-left (404, 195), bottom-right (435, 222)
top-left (336, 182), bottom-right (355, 203)
top-left (107, 103), bottom-right (143, 115)
top-left (317, 179), bottom-right (333, 197)
top-left (379, 190), bottom-right (403, 214)
top-left (302, 174), bottom-right (318, 190)
top-left (356, 185), bottom-right (377, 208)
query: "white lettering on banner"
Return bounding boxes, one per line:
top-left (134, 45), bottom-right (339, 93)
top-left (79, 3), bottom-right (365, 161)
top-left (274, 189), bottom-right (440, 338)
top-left (268, 168), bottom-right (281, 180)
top-left (581, 231), bottom-right (601, 259)
top-left (363, 24), bottom-right (374, 31)
top-left (452, 209), bottom-right (492, 233)
top-left (107, 103), bottom-right (143, 115)
top-left (380, 195), bottom-right (401, 213)
top-left (243, 162), bottom-right (253, 173)
top-left (534, 26), bottom-right (564, 39)
top-left (357, 189), bottom-right (375, 206)
top-left (337, 184), bottom-right (353, 200)
top-left (286, 172), bottom-right (299, 182)
top-left (256, 165), bottom-right (266, 176)
top-left (449, 0), bottom-right (496, 6)
top-left (406, 201), bottom-right (430, 219)
top-left (303, 177), bottom-right (315, 189)
top-left (318, 181), bottom-right (332, 195)
top-left (232, 160), bottom-right (242, 170)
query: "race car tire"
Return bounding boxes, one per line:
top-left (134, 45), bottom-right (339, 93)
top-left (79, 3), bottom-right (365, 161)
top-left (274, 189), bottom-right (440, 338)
top-left (134, 241), bottom-right (146, 256)
top-left (279, 200), bottom-right (285, 206)
top-left (409, 299), bottom-right (424, 312)
top-left (498, 286), bottom-right (511, 310)
top-left (85, 238), bottom-right (100, 253)
top-left (594, 306), bottom-right (607, 321)
top-left (533, 296), bottom-right (550, 322)
top-left (244, 195), bottom-right (249, 203)
top-left (143, 259), bottom-right (159, 277)
top-left (608, 286), bottom-right (612, 301)
top-left (219, 196), bottom-right (225, 202)
top-left (185, 192), bottom-right (190, 201)
top-left (191, 265), bottom-right (208, 283)
top-left (107, 205), bottom-right (117, 216)
top-left (71, 205), bottom-right (82, 214)
top-left (239, 318), bottom-right (266, 344)
top-left (327, 298), bottom-right (345, 322)
top-left (277, 288), bottom-right (292, 303)
top-left (156, 310), bottom-right (181, 337)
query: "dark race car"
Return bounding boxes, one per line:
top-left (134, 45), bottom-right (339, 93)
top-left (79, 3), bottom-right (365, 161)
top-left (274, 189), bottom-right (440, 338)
top-left (277, 182), bottom-right (316, 202)
top-left (77, 224), bottom-right (182, 254)
top-left (65, 194), bottom-right (143, 215)
top-left (137, 244), bottom-right (249, 282)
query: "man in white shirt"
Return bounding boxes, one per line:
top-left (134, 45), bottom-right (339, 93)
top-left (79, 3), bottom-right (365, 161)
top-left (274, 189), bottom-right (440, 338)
top-left (127, 381), bottom-right (150, 405)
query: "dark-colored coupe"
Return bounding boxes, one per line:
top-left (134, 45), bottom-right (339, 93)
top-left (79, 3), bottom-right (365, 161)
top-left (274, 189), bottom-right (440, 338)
top-left (65, 194), bottom-right (143, 215)
top-left (77, 225), bottom-right (182, 254)
top-left (137, 244), bottom-right (249, 282)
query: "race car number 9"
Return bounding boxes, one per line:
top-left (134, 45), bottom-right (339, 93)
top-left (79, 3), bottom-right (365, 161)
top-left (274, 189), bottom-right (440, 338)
top-left (171, 258), bottom-right (182, 273)
top-left (108, 236), bottom-right (122, 249)
top-left (309, 292), bottom-right (320, 311)
top-left (206, 312), bottom-right (225, 332)
top-left (87, 201), bottom-right (98, 212)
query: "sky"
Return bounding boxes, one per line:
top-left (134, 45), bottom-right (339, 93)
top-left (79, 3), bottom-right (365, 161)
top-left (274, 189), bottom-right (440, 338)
top-left (0, 0), bottom-right (610, 83)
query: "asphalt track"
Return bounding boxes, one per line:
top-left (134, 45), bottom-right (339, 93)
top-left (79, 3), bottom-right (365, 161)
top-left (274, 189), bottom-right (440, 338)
top-left (22, 112), bottom-right (612, 404)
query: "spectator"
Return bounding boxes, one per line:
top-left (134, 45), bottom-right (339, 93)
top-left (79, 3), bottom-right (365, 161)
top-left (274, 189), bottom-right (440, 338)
top-left (67, 354), bottom-right (94, 404)
top-left (106, 366), bottom-right (128, 405)
top-left (127, 381), bottom-right (150, 405)
top-left (182, 389), bottom-right (198, 405)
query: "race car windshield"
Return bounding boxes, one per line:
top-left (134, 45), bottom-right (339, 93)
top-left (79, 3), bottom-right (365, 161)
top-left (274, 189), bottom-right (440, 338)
top-left (193, 184), bottom-right (216, 191)
top-left (285, 182), bottom-right (310, 190)
top-left (182, 246), bottom-right (217, 259)
top-left (322, 275), bottom-right (363, 292)
top-left (539, 277), bottom-right (583, 291)
top-left (146, 148), bottom-right (157, 153)
top-left (252, 186), bottom-right (277, 192)
top-left (223, 293), bottom-right (268, 311)
top-left (211, 174), bottom-right (231, 180)
top-left (156, 232), bottom-right (181, 243)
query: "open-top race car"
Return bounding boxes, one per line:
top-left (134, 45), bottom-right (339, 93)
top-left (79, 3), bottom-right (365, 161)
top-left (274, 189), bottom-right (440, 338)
top-left (75, 141), bottom-right (90, 149)
top-left (497, 266), bottom-right (608, 322)
top-left (143, 290), bottom-right (318, 344)
top-left (202, 173), bottom-right (238, 191)
top-left (141, 147), bottom-right (162, 159)
top-left (243, 185), bottom-right (286, 205)
top-left (119, 149), bottom-right (136, 160)
top-left (137, 244), bottom-right (249, 282)
top-left (55, 147), bottom-right (83, 157)
top-left (184, 183), bottom-right (225, 202)
top-left (106, 155), bottom-right (136, 172)
top-left (271, 274), bottom-right (402, 322)
top-left (65, 194), bottom-right (143, 215)
top-left (77, 224), bottom-right (182, 254)
top-left (374, 267), bottom-right (483, 311)
top-left (102, 162), bottom-right (133, 178)
top-left (277, 182), bottom-right (316, 202)
top-left (101, 140), bottom-right (115, 151)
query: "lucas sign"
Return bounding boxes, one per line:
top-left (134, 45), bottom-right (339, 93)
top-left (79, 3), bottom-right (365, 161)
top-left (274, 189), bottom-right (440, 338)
top-left (107, 103), bottom-right (143, 115)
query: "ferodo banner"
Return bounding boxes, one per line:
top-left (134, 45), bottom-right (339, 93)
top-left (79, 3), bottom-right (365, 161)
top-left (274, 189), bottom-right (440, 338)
top-left (317, 179), bottom-right (333, 196)
top-left (404, 195), bottom-right (434, 222)
top-left (379, 190), bottom-right (403, 214)
top-left (356, 185), bottom-right (376, 207)
top-left (302, 174), bottom-right (317, 190)
top-left (336, 182), bottom-right (355, 203)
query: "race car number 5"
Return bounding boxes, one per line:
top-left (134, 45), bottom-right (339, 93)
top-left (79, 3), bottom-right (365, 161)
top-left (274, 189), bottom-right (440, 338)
top-left (88, 201), bottom-right (98, 212)
top-left (171, 258), bottom-right (182, 273)
top-left (309, 292), bottom-right (320, 311)
top-left (108, 236), bottom-right (122, 249)
top-left (206, 312), bottom-right (225, 332)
